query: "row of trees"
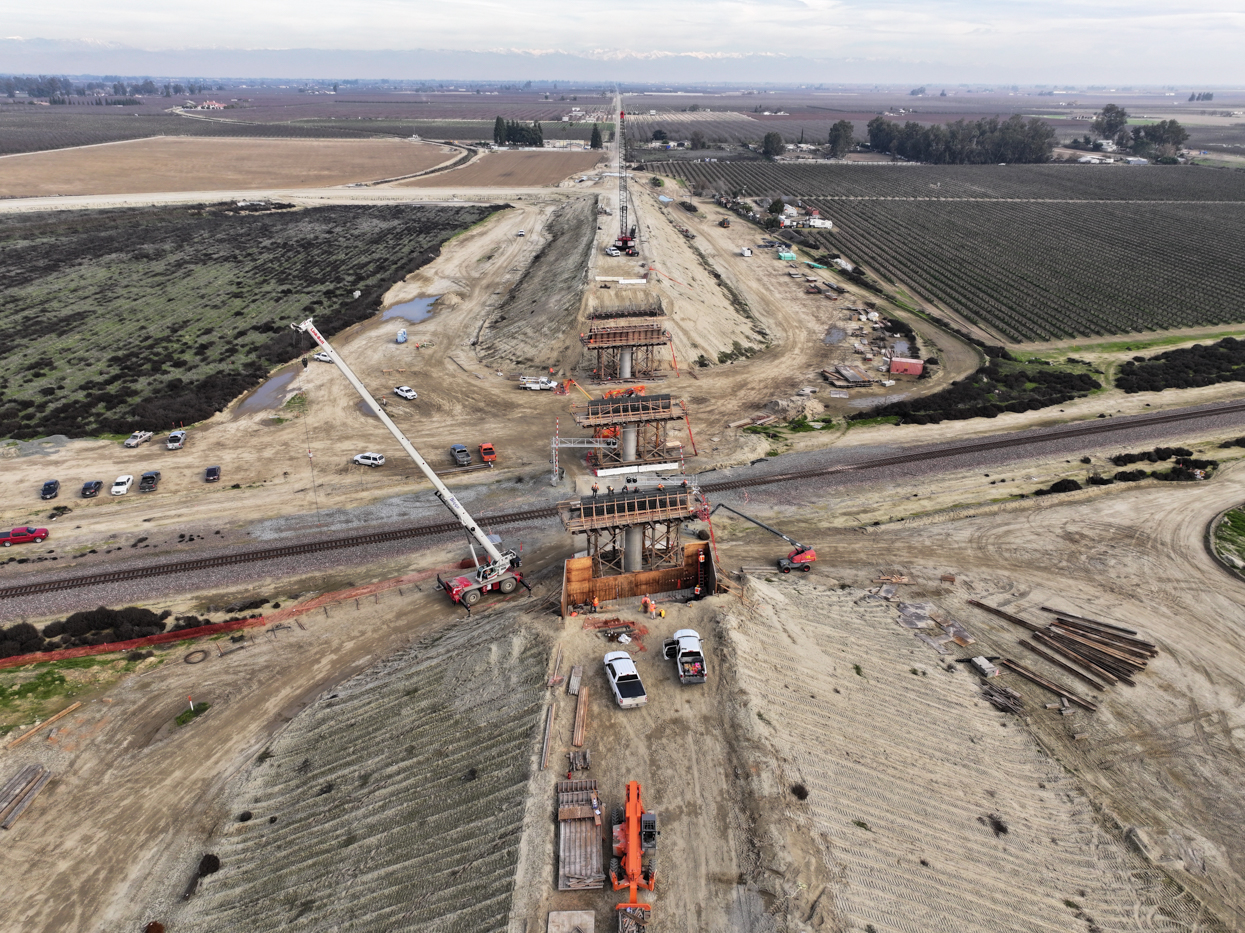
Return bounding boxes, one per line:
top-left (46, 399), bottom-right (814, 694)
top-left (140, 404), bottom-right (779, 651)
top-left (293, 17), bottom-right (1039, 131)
top-left (492, 117), bottom-right (544, 147)
top-left (1085, 104), bottom-right (1189, 157)
top-left (866, 114), bottom-right (1056, 164)
top-left (2, 75), bottom-right (223, 100)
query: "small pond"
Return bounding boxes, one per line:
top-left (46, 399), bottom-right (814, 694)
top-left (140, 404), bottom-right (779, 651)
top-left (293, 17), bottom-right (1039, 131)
top-left (381, 296), bottom-right (439, 323)
top-left (238, 371), bottom-right (297, 414)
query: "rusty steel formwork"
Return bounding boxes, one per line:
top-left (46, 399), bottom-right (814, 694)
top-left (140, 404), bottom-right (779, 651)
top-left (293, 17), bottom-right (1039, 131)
top-left (579, 323), bottom-right (672, 382)
top-left (559, 489), bottom-right (700, 576)
top-left (570, 395), bottom-right (693, 469)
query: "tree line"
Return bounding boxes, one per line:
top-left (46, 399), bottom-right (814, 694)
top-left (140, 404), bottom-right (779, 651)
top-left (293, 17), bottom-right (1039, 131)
top-left (493, 117), bottom-right (545, 147)
top-left (1074, 104), bottom-right (1189, 158)
top-left (866, 114), bottom-right (1056, 164)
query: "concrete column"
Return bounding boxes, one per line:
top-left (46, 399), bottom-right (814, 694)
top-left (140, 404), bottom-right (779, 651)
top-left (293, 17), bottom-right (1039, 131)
top-left (624, 526), bottom-right (643, 572)
top-left (621, 425), bottom-right (638, 463)
top-left (619, 347), bottom-right (633, 380)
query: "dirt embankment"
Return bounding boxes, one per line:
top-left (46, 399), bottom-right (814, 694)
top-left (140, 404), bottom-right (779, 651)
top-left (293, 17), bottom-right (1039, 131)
top-left (475, 196), bottom-right (598, 368)
top-left (172, 612), bottom-right (548, 932)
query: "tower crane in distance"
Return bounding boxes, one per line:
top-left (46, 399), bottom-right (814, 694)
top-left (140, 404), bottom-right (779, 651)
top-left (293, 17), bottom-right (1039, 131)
top-left (291, 318), bottom-right (527, 609)
top-left (615, 110), bottom-right (638, 256)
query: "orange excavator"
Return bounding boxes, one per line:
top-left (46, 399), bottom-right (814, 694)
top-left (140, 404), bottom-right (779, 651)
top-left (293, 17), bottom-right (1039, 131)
top-left (611, 780), bottom-right (658, 925)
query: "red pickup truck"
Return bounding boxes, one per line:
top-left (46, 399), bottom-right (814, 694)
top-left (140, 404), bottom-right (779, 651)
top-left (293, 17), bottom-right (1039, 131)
top-left (1, 526), bottom-right (49, 547)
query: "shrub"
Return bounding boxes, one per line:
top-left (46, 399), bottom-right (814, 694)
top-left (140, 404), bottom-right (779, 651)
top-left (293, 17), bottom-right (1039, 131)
top-left (1034, 478), bottom-right (1082, 496)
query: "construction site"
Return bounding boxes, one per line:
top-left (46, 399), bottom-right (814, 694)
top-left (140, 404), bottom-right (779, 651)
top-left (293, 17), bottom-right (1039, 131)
top-left (2, 101), bottom-right (1245, 933)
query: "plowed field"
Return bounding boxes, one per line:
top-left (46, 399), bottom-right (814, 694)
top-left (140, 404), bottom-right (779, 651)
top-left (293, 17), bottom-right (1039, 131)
top-left (398, 150), bottom-right (602, 187)
top-left (0, 137), bottom-right (454, 198)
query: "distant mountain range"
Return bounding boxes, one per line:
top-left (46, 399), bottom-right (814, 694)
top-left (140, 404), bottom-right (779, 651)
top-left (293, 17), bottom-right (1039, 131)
top-left (0, 37), bottom-right (940, 84)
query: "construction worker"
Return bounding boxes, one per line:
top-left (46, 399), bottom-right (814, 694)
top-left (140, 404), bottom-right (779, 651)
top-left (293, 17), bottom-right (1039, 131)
top-left (591, 483), bottom-right (599, 498)
top-left (659, 609), bottom-right (666, 619)
top-left (592, 596), bottom-right (600, 613)
top-left (640, 596), bottom-right (650, 614)
top-left (607, 485), bottom-right (614, 495)
top-left (649, 601), bottom-right (658, 620)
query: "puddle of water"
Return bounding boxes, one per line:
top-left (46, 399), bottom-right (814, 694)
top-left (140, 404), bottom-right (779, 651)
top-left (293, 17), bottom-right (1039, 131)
top-left (238, 371), bottom-right (297, 414)
top-left (356, 400), bottom-right (380, 419)
top-left (381, 296), bottom-right (439, 323)
top-left (824, 326), bottom-right (845, 345)
top-left (892, 339), bottom-right (910, 356)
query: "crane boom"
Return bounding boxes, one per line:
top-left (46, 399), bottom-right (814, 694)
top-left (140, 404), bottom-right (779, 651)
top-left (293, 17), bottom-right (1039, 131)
top-left (709, 503), bottom-right (805, 550)
top-left (708, 503), bottom-right (816, 572)
top-left (292, 319), bottom-right (514, 583)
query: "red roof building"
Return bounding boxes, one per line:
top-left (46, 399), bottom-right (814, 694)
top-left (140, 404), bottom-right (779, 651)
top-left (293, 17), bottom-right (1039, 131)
top-left (889, 357), bottom-right (924, 376)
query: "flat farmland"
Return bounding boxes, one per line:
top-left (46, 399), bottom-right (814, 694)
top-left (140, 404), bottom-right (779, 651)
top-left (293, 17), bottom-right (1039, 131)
top-left (0, 201), bottom-right (500, 438)
top-left (398, 149), bottom-right (602, 187)
top-left (0, 137), bottom-right (456, 198)
top-left (657, 161), bottom-right (1245, 341)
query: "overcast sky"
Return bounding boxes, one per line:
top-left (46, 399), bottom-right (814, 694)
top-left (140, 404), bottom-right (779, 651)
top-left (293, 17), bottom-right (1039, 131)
top-left (5, 0), bottom-right (1243, 82)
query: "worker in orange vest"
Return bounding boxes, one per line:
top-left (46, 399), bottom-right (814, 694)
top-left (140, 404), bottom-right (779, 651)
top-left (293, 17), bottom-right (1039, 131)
top-left (592, 596), bottom-right (600, 613)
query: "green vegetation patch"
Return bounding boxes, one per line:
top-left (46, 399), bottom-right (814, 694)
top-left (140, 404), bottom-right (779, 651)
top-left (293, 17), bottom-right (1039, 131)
top-left (1215, 508), bottom-right (1245, 569)
top-left (853, 354), bottom-right (1100, 425)
top-left (0, 202), bottom-right (501, 439)
top-left (176, 701), bottom-right (211, 726)
top-left (1116, 337), bottom-right (1245, 393)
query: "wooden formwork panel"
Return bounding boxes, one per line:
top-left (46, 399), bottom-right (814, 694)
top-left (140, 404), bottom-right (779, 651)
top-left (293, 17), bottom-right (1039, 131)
top-left (561, 543), bottom-right (713, 616)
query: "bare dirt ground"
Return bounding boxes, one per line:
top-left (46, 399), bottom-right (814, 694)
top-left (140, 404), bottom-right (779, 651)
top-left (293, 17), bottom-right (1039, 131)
top-left (0, 137), bottom-right (457, 198)
top-left (398, 150), bottom-right (604, 188)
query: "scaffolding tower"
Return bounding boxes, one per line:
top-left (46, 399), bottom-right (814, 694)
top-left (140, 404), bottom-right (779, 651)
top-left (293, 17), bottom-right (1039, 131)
top-left (579, 322), bottom-right (677, 381)
top-left (559, 487), bottom-right (700, 575)
top-left (571, 393), bottom-right (696, 475)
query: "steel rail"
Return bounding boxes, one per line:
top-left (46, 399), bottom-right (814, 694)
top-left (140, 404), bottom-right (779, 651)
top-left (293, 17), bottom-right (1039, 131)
top-left (3, 400), bottom-right (1243, 601)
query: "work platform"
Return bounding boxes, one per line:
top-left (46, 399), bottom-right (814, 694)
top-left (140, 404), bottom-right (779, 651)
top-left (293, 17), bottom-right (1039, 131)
top-left (572, 393), bottom-right (685, 428)
top-left (580, 322), bottom-right (676, 382)
top-left (559, 488), bottom-right (697, 533)
top-left (560, 488), bottom-right (702, 577)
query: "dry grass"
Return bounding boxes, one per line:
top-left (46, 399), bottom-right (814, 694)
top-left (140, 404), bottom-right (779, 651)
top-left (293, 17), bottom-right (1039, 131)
top-left (0, 137), bottom-right (454, 198)
top-left (399, 150), bottom-right (602, 188)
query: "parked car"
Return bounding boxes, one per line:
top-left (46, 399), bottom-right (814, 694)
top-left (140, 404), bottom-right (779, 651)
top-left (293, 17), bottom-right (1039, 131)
top-left (110, 475), bottom-right (134, 496)
top-left (449, 444), bottom-right (471, 467)
top-left (516, 229), bottom-right (525, 237)
top-left (313, 351), bottom-right (333, 363)
top-left (167, 430), bottom-right (187, 449)
top-left (124, 431), bottom-right (153, 448)
top-left (519, 377), bottom-right (558, 391)
top-left (394, 386), bottom-right (418, 400)
top-left (604, 246), bottom-right (621, 257)
top-left (1, 526), bottom-right (49, 547)
top-left (81, 480), bottom-right (104, 498)
top-left (40, 479), bottom-right (60, 500)
top-left (353, 452), bottom-right (385, 468)
top-left (138, 470), bottom-right (161, 492)
top-left (479, 443), bottom-right (497, 463)
top-left (205, 466), bottom-right (221, 483)
top-left (604, 651), bottom-right (648, 708)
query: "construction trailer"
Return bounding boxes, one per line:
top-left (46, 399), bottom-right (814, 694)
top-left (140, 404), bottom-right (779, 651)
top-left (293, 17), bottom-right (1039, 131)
top-left (571, 393), bottom-right (696, 476)
top-left (580, 322), bottom-right (677, 382)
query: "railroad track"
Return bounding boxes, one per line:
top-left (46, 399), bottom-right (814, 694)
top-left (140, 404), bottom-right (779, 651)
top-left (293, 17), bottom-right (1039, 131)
top-left (4, 401), bottom-right (1243, 601)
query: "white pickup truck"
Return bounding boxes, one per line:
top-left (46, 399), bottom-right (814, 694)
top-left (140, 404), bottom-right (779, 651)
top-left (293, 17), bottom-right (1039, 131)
top-left (663, 629), bottom-right (707, 684)
top-left (519, 377), bottom-right (558, 391)
top-left (124, 431), bottom-right (153, 448)
top-left (604, 651), bottom-right (648, 708)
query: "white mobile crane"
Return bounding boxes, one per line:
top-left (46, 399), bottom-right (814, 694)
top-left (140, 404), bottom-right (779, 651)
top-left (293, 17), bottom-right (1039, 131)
top-left (292, 318), bottom-right (526, 609)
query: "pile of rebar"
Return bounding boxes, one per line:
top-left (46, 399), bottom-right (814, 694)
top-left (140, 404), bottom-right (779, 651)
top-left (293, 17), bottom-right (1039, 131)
top-left (968, 599), bottom-right (1159, 712)
top-left (0, 764), bottom-right (51, 829)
